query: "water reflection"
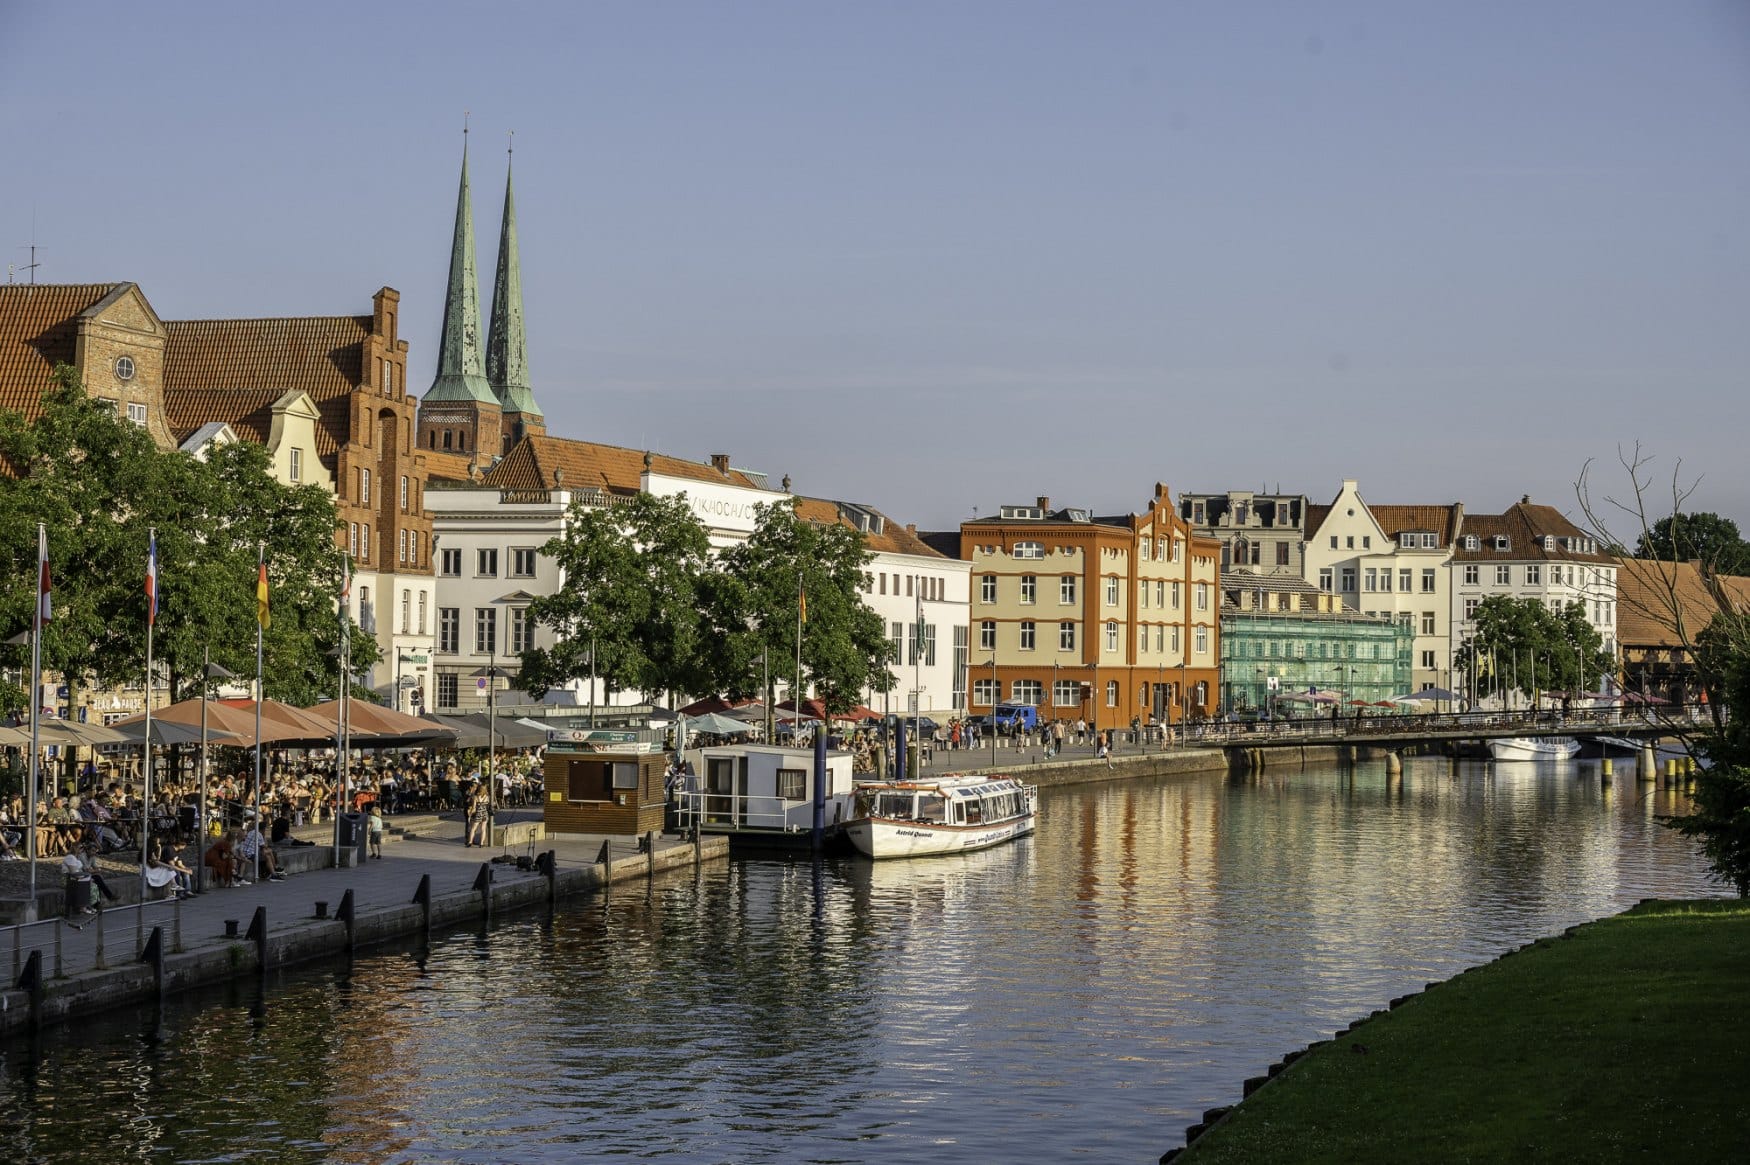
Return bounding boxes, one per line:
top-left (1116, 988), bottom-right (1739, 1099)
top-left (0, 758), bottom-right (1719, 1163)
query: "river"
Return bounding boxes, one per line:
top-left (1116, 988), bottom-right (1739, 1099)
top-left (0, 757), bottom-right (1720, 1163)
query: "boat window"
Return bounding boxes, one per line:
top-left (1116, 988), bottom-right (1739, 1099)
top-left (918, 796), bottom-right (946, 823)
top-left (966, 801), bottom-right (984, 825)
top-left (953, 803), bottom-right (965, 823)
top-left (876, 793), bottom-right (913, 818)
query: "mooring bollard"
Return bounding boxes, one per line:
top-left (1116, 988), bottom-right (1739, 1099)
top-left (139, 926), bottom-right (165, 999)
top-left (412, 873), bottom-right (432, 940)
top-left (314, 901), bottom-right (328, 919)
top-left (246, 906), bottom-right (268, 969)
top-left (338, 889), bottom-right (355, 953)
top-left (94, 906), bottom-right (107, 970)
top-left (17, 948), bottom-right (42, 1029)
top-left (224, 918), bottom-right (240, 939)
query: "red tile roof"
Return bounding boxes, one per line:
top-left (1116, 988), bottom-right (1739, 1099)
top-left (162, 315), bottom-right (371, 460)
top-left (1614, 557), bottom-right (1750, 649)
top-left (480, 434), bottom-right (767, 495)
top-left (1453, 502), bottom-right (1615, 563)
top-left (0, 283), bottom-right (126, 419)
top-left (791, 495), bottom-right (945, 559)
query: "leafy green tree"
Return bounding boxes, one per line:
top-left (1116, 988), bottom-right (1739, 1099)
top-left (1455, 595), bottom-right (1612, 703)
top-left (722, 501), bottom-right (895, 714)
top-left (520, 492), bottom-right (728, 701)
top-left (1667, 609), bottom-right (1750, 894)
top-left (1636, 512), bottom-right (1750, 575)
top-left (0, 366), bottom-right (367, 716)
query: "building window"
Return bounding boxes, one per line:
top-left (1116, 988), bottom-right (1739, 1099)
top-left (1060, 575), bottom-right (1076, 604)
top-left (1012, 679), bottom-right (1044, 706)
top-left (974, 678), bottom-right (1001, 706)
top-left (979, 620), bottom-right (996, 650)
top-left (474, 608), bottom-right (497, 655)
top-left (289, 448), bottom-right (302, 482)
top-left (1195, 626), bottom-right (1209, 655)
top-left (349, 523), bottom-right (359, 558)
top-left (878, 573), bottom-right (885, 595)
top-left (1276, 541), bottom-right (1290, 566)
top-left (1171, 581), bottom-right (1181, 608)
top-left (361, 524), bottom-right (370, 562)
top-left (360, 468), bottom-right (370, 505)
top-left (1155, 626), bottom-right (1164, 652)
top-left (358, 585), bottom-right (371, 631)
top-left (1420, 610), bottom-right (1436, 635)
top-left (906, 575), bottom-right (914, 597)
top-left (1495, 565), bottom-right (1511, 586)
top-left (401, 588), bottom-right (411, 633)
top-left (1421, 649), bottom-right (1437, 669)
top-left (398, 529), bottom-right (407, 564)
top-left (1340, 568), bottom-right (1356, 592)
top-left (115, 355), bottom-right (136, 380)
top-left (1138, 626), bottom-right (1147, 652)
top-left (437, 673), bottom-right (458, 709)
top-left (478, 549), bottom-right (498, 577)
top-left (1105, 621), bottom-right (1118, 652)
top-left (400, 475), bottom-right (409, 511)
top-left (1421, 568), bottom-right (1436, 593)
top-left (776, 768), bottom-right (806, 802)
top-left (1020, 575), bottom-right (1037, 604)
top-left (1364, 568), bottom-right (1378, 592)
top-left (980, 575), bottom-right (996, 604)
top-left (512, 548), bottom-right (537, 577)
top-left (1330, 535), bottom-right (1338, 549)
top-left (1398, 568), bottom-right (1411, 592)
top-left (1526, 564), bottom-right (1542, 585)
top-left (126, 402), bottom-right (148, 426)
top-left (1104, 577), bottom-right (1119, 606)
top-left (1140, 537), bottom-right (1152, 559)
top-left (441, 548), bottom-right (462, 577)
top-left (1106, 679), bottom-right (1119, 707)
top-left (1171, 626), bottom-right (1181, 653)
top-left (510, 607), bottom-right (532, 653)
top-left (1053, 679), bottom-right (1080, 707)
top-left (1156, 580), bottom-right (1165, 606)
top-left (1141, 584), bottom-right (1150, 610)
top-left (418, 591), bottom-right (428, 634)
top-left (1019, 621), bottom-right (1036, 651)
top-left (1464, 598), bottom-right (1479, 619)
top-left (1463, 564), bottom-right (1479, 585)
top-left (1013, 541), bottom-right (1044, 560)
top-left (1195, 583), bottom-right (1209, 611)
top-left (1058, 622), bottom-right (1076, 651)
top-left (1319, 568), bottom-right (1333, 592)
top-left (438, 608), bottom-right (460, 654)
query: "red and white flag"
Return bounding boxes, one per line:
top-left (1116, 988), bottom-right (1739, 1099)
top-left (36, 524), bottom-right (51, 626)
top-left (146, 530), bottom-right (159, 626)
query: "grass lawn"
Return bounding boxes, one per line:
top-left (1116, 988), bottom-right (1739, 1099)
top-left (1179, 899), bottom-right (1750, 1164)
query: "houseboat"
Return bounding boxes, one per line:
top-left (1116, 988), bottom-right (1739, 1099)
top-left (843, 774), bottom-right (1037, 860)
top-left (1488, 736), bottom-right (1580, 762)
top-left (672, 744), bottom-right (857, 851)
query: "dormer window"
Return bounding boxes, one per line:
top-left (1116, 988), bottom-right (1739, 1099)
top-left (1422, 533), bottom-right (1437, 548)
top-left (1543, 535), bottom-right (1556, 551)
top-left (1399, 532), bottom-right (1417, 548)
top-left (1463, 535), bottom-right (1479, 551)
top-left (1494, 535), bottom-right (1510, 551)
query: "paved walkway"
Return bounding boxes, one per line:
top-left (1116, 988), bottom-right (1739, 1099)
top-left (5, 827), bottom-right (699, 987)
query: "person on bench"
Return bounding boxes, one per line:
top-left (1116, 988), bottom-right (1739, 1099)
top-left (237, 818), bottom-right (285, 882)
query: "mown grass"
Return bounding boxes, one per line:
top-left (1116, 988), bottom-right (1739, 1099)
top-left (1180, 899), bottom-right (1750, 1164)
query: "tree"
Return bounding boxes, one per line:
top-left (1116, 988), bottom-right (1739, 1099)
top-left (722, 501), bottom-right (895, 715)
top-left (520, 492), bottom-right (729, 701)
top-left (0, 366), bottom-right (367, 716)
top-left (1454, 595), bottom-right (1612, 705)
top-left (1636, 512), bottom-right (1750, 576)
top-left (1578, 446), bottom-right (1750, 895)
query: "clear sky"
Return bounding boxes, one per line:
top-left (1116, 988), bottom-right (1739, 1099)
top-left (4, 1), bottom-right (1747, 535)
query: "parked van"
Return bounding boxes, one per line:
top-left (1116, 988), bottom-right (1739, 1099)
top-left (991, 703), bottom-right (1038, 732)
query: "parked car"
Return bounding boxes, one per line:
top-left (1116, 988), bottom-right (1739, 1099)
top-left (991, 703), bottom-right (1039, 732)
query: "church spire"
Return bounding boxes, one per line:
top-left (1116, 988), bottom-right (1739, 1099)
top-left (487, 139), bottom-right (541, 419)
top-left (425, 128), bottom-right (497, 406)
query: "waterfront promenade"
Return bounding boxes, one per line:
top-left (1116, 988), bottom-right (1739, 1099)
top-left (2, 824), bottom-right (726, 1037)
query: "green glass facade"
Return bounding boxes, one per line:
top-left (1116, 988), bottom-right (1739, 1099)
top-left (1220, 611), bottom-right (1413, 714)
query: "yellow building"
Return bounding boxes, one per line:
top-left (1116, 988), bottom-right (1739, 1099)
top-left (955, 485), bottom-right (1221, 730)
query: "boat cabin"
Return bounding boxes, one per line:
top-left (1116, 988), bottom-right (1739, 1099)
top-left (679, 744), bottom-right (855, 838)
top-left (855, 779), bottom-right (1030, 827)
top-left (543, 736), bottom-right (666, 835)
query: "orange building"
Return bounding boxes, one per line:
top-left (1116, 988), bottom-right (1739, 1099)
top-left (955, 485), bottom-right (1221, 731)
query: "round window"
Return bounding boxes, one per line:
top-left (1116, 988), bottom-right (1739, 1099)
top-left (115, 356), bottom-right (136, 381)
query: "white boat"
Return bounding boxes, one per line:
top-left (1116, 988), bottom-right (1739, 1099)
top-left (843, 775), bottom-right (1037, 860)
top-left (1489, 736), bottom-right (1580, 762)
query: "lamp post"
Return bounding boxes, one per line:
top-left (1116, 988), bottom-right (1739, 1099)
top-left (988, 652), bottom-right (998, 767)
top-left (470, 656), bottom-right (499, 843)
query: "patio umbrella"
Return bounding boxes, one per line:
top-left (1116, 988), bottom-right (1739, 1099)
top-left (302, 698), bottom-right (457, 745)
top-left (688, 711), bottom-right (755, 735)
top-left (0, 724), bottom-right (31, 746)
top-left (1398, 687), bottom-right (1460, 703)
top-left (109, 717), bottom-right (245, 747)
top-left (1622, 691), bottom-right (1669, 705)
top-left (30, 717), bottom-right (132, 746)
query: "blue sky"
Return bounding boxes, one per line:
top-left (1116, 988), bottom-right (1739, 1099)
top-left (3, 1), bottom-right (1747, 534)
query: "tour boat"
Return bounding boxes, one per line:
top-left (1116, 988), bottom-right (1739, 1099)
top-left (1488, 736), bottom-right (1580, 762)
top-left (843, 775), bottom-right (1037, 860)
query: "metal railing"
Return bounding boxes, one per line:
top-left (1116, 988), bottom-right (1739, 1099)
top-left (7, 894), bottom-right (185, 984)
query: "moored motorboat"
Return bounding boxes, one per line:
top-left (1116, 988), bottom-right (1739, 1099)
top-left (1489, 736), bottom-right (1579, 761)
top-left (843, 774), bottom-right (1037, 859)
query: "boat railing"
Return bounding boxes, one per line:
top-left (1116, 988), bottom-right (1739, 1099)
top-left (672, 789), bottom-right (810, 833)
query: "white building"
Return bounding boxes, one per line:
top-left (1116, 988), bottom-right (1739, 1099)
top-left (1449, 498), bottom-right (1619, 693)
top-left (1302, 480), bottom-right (1463, 693)
top-left (427, 434), bottom-right (967, 717)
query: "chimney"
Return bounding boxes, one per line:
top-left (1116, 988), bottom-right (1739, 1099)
top-left (1036, 496), bottom-right (1051, 511)
top-left (906, 523), bottom-right (917, 536)
top-left (710, 453), bottom-right (730, 476)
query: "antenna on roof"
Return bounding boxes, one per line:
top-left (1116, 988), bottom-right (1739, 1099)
top-left (17, 203), bottom-right (41, 284)
top-left (463, 110), bottom-right (470, 138)
top-left (507, 129), bottom-right (513, 158)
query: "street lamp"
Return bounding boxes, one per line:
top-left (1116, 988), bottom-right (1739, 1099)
top-left (988, 652), bottom-right (999, 767)
top-left (470, 657), bottom-right (499, 844)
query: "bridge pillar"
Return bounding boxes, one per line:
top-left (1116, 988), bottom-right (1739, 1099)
top-left (1638, 746), bottom-right (1656, 781)
top-left (1385, 752), bottom-right (1402, 776)
top-left (1600, 758), bottom-right (1612, 783)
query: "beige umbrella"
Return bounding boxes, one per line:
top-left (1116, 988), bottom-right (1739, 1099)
top-left (31, 717), bottom-right (132, 746)
top-left (0, 724), bottom-right (31, 746)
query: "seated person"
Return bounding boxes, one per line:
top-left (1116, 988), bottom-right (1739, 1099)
top-left (236, 820), bottom-right (284, 882)
top-left (204, 831), bottom-right (241, 887)
top-left (60, 844), bottom-right (118, 915)
top-left (271, 815), bottom-right (314, 846)
top-left (146, 838), bottom-right (194, 898)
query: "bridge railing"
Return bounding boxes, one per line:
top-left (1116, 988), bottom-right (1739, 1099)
top-left (1186, 702), bottom-right (1711, 746)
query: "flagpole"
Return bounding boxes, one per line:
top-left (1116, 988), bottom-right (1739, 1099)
top-left (199, 645), bottom-right (210, 893)
top-left (334, 557), bottom-right (349, 868)
top-left (140, 528), bottom-right (156, 929)
top-left (27, 523), bottom-right (46, 914)
top-left (795, 572), bottom-right (804, 744)
top-left (254, 541), bottom-right (264, 883)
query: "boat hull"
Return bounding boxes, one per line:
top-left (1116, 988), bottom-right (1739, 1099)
top-left (1489, 736), bottom-right (1579, 761)
top-left (843, 813), bottom-right (1036, 859)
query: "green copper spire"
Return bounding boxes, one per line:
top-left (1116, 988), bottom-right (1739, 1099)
top-left (487, 147), bottom-right (541, 418)
top-left (425, 134), bottom-right (497, 406)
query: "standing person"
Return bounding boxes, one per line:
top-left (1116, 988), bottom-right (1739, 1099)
top-left (466, 780), bottom-right (490, 848)
top-left (1097, 730), bottom-right (1115, 770)
top-left (461, 778), bottom-right (477, 846)
top-left (368, 802), bottom-right (385, 860)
